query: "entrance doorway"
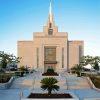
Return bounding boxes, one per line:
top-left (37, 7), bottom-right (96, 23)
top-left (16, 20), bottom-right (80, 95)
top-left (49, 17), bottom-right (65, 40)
top-left (44, 46), bottom-right (57, 72)
top-left (44, 64), bottom-right (56, 72)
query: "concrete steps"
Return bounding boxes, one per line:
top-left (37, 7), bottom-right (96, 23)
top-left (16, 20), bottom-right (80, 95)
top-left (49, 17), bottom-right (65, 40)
top-left (66, 74), bottom-right (91, 89)
top-left (10, 72), bottom-right (91, 90)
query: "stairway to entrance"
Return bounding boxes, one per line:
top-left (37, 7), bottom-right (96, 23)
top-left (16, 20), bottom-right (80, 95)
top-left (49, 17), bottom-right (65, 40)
top-left (3, 71), bottom-right (100, 100)
top-left (10, 72), bottom-right (91, 90)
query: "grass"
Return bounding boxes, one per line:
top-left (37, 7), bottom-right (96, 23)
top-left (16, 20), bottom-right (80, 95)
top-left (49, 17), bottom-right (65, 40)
top-left (89, 75), bottom-right (100, 89)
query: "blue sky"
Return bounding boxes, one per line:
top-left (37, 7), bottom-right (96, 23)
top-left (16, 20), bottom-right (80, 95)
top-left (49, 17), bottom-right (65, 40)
top-left (0, 0), bottom-right (100, 56)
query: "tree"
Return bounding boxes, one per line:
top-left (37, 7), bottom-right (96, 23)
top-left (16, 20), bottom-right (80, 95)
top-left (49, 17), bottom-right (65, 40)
top-left (81, 56), bottom-right (100, 70)
top-left (71, 64), bottom-right (83, 76)
top-left (0, 51), bottom-right (20, 70)
top-left (80, 55), bottom-right (100, 75)
top-left (41, 77), bottom-right (59, 95)
top-left (92, 56), bottom-right (100, 72)
top-left (80, 56), bottom-right (88, 66)
top-left (82, 55), bottom-right (93, 66)
top-left (93, 62), bottom-right (99, 71)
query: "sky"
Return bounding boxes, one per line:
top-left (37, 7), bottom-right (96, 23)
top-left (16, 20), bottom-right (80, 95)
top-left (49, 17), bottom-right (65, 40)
top-left (0, 0), bottom-right (100, 56)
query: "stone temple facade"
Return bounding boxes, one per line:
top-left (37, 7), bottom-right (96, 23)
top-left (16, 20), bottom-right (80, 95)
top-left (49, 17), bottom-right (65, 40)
top-left (17, 1), bottom-right (84, 72)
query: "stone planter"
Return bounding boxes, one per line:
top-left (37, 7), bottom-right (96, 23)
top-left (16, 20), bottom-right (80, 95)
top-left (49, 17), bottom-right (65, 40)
top-left (21, 92), bottom-right (79, 100)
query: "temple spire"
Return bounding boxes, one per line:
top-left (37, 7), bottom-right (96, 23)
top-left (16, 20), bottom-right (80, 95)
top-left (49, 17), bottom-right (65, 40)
top-left (49, 0), bottom-right (53, 23)
top-left (47, 0), bottom-right (54, 28)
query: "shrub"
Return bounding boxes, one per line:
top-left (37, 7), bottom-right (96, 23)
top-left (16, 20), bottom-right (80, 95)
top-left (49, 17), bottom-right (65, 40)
top-left (42, 68), bottom-right (58, 76)
top-left (47, 69), bottom-right (54, 73)
top-left (41, 77), bottom-right (59, 95)
top-left (0, 74), bottom-right (11, 83)
top-left (81, 73), bottom-right (87, 76)
top-left (15, 71), bottom-right (21, 76)
top-left (18, 66), bottom-right (28, 77)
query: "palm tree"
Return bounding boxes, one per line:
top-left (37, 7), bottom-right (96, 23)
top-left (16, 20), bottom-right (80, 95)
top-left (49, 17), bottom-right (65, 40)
top-left (41, 77), bottom-right (59, 95)
top-left (71, 64), bottom-right (83, 76)
top-left (18, 66), bottom-right (28, 77)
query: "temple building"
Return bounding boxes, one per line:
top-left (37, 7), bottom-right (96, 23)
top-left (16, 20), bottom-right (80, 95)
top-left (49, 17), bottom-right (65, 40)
top-left (17, 1), bottom-right (84, 72)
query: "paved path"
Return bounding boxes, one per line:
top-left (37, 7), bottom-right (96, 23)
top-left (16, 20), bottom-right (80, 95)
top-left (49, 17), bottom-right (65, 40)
top-left (0, 71), bottom-right (100, 100)
top-left (10, 74), bottom-right (34, 90)
top-left (65, 74), bottom-right (91, 89)
top-left (10, 71), bottom-right (67, 91)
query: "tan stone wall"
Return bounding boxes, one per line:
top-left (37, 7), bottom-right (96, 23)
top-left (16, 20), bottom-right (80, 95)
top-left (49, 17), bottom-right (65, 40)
top-left (33, 34), bottom-right (68, 72)
top-left (17, 41), bottom-right (34, 68)
top-left (17, 15), bottom-right (84, 72)
top-left (68, 41), bottom-right (84, 69)
top-left (18, 34), bottom-right (68, 71)
top-left (17, 35), bottom-right (84, 72)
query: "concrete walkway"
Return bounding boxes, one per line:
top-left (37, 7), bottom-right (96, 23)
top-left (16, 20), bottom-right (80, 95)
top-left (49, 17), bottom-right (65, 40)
top-left (0, 71), bottom-right (100, 100)
top-left (66, 74), bottom-right (91, 89)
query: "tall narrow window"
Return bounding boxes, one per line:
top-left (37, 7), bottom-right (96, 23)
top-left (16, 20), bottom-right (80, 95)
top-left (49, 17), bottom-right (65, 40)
top-left (37, 48), bottom-right (39, 68)
top-left (62, 48), bottom-right (64, 68)
top-left (79, 46), bottom-right (82, 63)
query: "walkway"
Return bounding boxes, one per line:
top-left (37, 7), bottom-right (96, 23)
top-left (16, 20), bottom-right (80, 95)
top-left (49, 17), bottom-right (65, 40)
top-left (0, 71), bottom-right (100, 100)
top-left (62, 73), bottom-right (100, 100)
top-left (10, 74), bottom-right (34, 90)
top-left (66, 74), bottom-right (91, 89)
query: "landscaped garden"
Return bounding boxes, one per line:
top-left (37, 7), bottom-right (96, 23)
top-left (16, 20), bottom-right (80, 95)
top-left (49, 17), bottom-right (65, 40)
top-left (70, 55), bottom-right (100, 89)
top-left (0, 50), bottom-right (100, 98)
top-left (0, 51), bottom-right (31, 84)
top-left (28, 77), bottom-right (73, 99)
